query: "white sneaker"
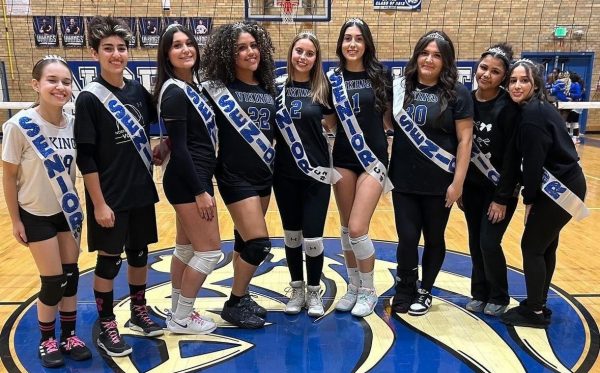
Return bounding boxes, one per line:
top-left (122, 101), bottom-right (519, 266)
top-left (284, 281), bottom-right (306, 314)
top-left (351, 287), bottom-right (378, 317)
top-left (335, 283), bottom-right (359, 312)
top-left (167, 312), bottom-right (217, 335)
top-left (305, 285), bottom-right (324, 317)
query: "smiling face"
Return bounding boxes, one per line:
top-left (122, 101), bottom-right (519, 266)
top-left (93, 35), bottom-right (128, 77)
top-left (341, 26), bottom-right (365, 66)
top-left (234, 32), bottom-right (260, 75)
top-left (32, 62), bottom-right (72, 109)
top-left (476, 55), bottom-right (506, 92)
top-left (417, 41), bottom-right (443, 85)
top-left (508, 65), bottom-right (536, 104)
top-left (290, 38), bottom-right (317, 81)
top-left (168, 31), bottom-right (196, 79)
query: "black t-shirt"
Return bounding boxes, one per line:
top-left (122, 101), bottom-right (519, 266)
top-left (161, 82), bottom-right (217, 195)
top-left (516, 98), bottom-right (582, 204)
top-left (209, 80), bottom-right (276, 189)
top-left (332, 69), bottom-right (391, 168)
top-left (466, 90), bottom-right (520, 203)
top-left (274, 80), bottom-right (334, 180)
top-left (74, 76), bottom-right (159, 211)
top-left (390, 82), bottom-right (473, 195)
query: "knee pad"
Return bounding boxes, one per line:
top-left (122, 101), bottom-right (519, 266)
top-left (240, 237), bottom-right (271, 266)
top-left (126, 247), bottom-right (148, 268)
top-left (188, 250), bottom-right (222, 275)
top-left (39, 274), bottom-right (67, 306)
top-left (284, 230), bottom-right (303, 248)
top-left (340, 226), bottom-right (351, 252)
top-left (350, 234), bottom-right (375, 260)
top-left (234, 229), bottom-right (244, 253)
top-left (61, 263), bottom-right (79, 297)
top-left (95, 255), bottom-right (123, 280)
top-left (304, 237), bottom-right (324, 257)
top-left (173, 243), bottom-right (194, 264)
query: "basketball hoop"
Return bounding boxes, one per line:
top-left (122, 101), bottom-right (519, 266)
top-left (276, 0), bottom-right (301, 24)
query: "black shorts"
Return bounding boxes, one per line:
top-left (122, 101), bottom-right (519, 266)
top-left (217, 182), bottom-right (271, 205)
top-left (567, 111), bottom-right (580, 123)
top-left (87, 204), bottom-right (158, 254)
top-left (19, 207), bottom-right (70, 243)
top-left (163, 168), bottom-right (215, 205)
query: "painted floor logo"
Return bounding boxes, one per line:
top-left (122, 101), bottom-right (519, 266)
top-left (2, 239), bottom-right (598, 372)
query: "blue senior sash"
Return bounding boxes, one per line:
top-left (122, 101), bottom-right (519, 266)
top-left (392, 77), bottom-right (456, 174)
top-left (83, 82), bottom-right (153, 175)
top-left (202, 81), bottom-right (275, 171)
top-left (11, 110), bottom-right (83, 242)
top-left (275, 83), bottom-right (341, 184)
top-left (540, 168), bottom-right (589, 221)
top-left (327, 70), bottom-right (393, 192)
top-left (470, 143), bottom-right (501, 186)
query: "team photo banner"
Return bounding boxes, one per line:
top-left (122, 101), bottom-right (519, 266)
top-left (33, 16), bottom-right (58, 47)
top-left (190, 17), bottom-right (212, 46)
top-left (373, 0), bottom-right (422, 11)
top-left (139, 17), bottom-right (161, 48)
top-left (61, 16), bottom-right (85, 47)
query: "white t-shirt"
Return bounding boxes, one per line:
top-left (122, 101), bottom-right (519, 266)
top-left (2, 108), bottom-right (77, 216)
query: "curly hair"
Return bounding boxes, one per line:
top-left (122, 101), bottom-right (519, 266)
top-left (335, 18), bottom-right (389, 113)
top-left (404, 30), bottom-right (457, 113)
top-left (88, 16), bottom-right (133, 51)
top-left (508, 59), bottom-right (549, 103)
top-left (478, 42), bottom-right (514, 87)
top-left (200, 21), bottom-right (276, 95)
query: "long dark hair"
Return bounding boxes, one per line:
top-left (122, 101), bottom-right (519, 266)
top-left (478, 42), bottom-right (514, 87)
top-left (153, 24), bottom-right (201, 104)
top-left (508, 59), bottom-right (548, 103)
top-left (335, 18), bottom-right (389, 113)
top-left (404, 30), bottom-right (457, 112)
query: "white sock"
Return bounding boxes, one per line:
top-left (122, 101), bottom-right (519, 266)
top-left (348, 267), bottom-right (360, 287)
top-left (359, 270), bottom-right (375, 289)
top-left (171, 288), bottom-right (181, 312)
top-left (174, 295), bottom-right (195, 320)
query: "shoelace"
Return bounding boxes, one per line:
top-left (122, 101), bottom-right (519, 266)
top-left (306, 291), bottom-right (321, 306)
top-left (41, 338), bottom-right (59, 353)
top-left (132, 304), bottom-right (154, 325)
top-left (101, 320), bottom-right (121, 344)
top-left (190, 312), bottom-right (209, 325)
top-left (63, 335), bottom-right (85, 350)
top-left (341, 287), bottom-right (357, 300)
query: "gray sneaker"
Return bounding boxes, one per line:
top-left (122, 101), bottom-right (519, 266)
top-left (305, 285), bottom-right (324, 317)
top-left (465, 300), bottom-right (486, 312)
top-left (335, 284), bottom-right (359, 312)
top-left (284, 281), bottom-right (305, 314)
top-left (484, 303), bottom-right (507, 316)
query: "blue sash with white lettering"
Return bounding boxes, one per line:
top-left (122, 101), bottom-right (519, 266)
top-left (393, 77), bottom-right (456, 174)
top-left (470, 143), bottom-right (501, 186)
top-left (202, 81), bottom-right (275, 171)
top-left (83, 82), bottom-right (153, 175)
top-left (327, 70), bottom-right (393, 193)
top-left (275, 84), bottom-right (341, 184)
top-left (540, 168), bottom-right (589, 221)
top-left (11, 111), bottom-right (83, 242)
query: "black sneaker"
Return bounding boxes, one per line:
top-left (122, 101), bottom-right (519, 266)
top-left (239, 294), bottom-right (267, 318)
top-left (408, 289), bottom-right (432, 316)
top-left (391, 275), bottom-right (417, 314)
top-left (97, 317), bottom-right (133, 357)
top-left (60, 334), bottom-right (92, 361)
top-left (129, 304), bottom-right (164, 337)
top-left (501, 305), bottom-right (549, 328)
top-left (38, 338), bottom-right (64, 368)
top-left (520, 299), bottom-right (552, 321)
top-left (221, 302), bottom-right (265, 329)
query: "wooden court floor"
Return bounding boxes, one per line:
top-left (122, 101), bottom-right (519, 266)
top-left (0, 137), bottom-right (599, 372)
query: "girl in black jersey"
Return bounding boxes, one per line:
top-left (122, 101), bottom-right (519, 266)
top-left (200, 22), bottom-right (276, 329)
top-left (501, 60), bottom-right (587, 328)
top-left (329, 19), bottom-right (392, 318)
top-left (275, 32), bottom-right (336, 318)
top-left (462, 44), bottom-right (520, 317)
top-left (153, 24), bottom-right (218, 335)
top-left (389, 30), bottom-right (473, 316)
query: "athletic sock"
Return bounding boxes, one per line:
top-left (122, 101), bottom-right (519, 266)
top-left (129, 284), bottom-right (146, 306)
top-left (285, 245), bottom-right (304, 281)
top-left (94, 290), bottom-right (114, 319)
top-left (359, 270), bottom-right (375, 289)
top-left (171, 287), bottom-right (181, 312)
top-left (174, 295), bottom-right (195, 320)
top-left (348, 267), bottom-right (360, 287)
top-left (39, 319), bottom-right (56, 342)
top-left (306, 254), bottom-right (324, 286)
top-left (59, 310), bottom-right (76, 339)
top-left (226, 293), bottom-right (243, 307)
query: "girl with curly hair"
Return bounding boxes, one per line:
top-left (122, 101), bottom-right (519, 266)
top-left (389, 30), bottom-right (473, 316)
top-left (200, 21), bottom-right (276, 329)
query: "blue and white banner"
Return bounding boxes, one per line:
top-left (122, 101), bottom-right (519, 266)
top-left (541, 169), bottom-right (589, 221)
top-left (373, 0), bottom-right (421, 11)
top-left (60, 16), bottom-right (85, 47)
top-left (139, 17), bottom-right (161, 48)
top-left (190, 17), bottom-right (212, 46)
top-left (33, 16), bottom-right (58, 47)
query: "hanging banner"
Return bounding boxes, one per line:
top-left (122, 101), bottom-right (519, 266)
top-left (190, 17), bottom-right (212, 46)
top-left (61, 16), bottom-right (85, 47)
top-left (121, 17), bottom-right (138, 48)
top-left (163, 17), bottom-right (186, 30)
top-left (33, 16), bottom-right (58, 47)
top-left (139, 17), bottom-right (161, 48)
top-left (373, 0), bottom-right (422, 11)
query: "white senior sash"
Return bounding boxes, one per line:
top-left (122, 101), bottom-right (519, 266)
top-left (392, 77), bottom-right (456, 174)
top-left (470, 143), bottom-right (500, 186)
top-left (12, 111), bottom-right (83, 241)
top-left (540, 168), bottom-right (589, 221)
top-left (275, 85), bottom-right (341, 184)
top-left (327, 70), bottom-right (393, 192)
top-left (202, 81), bottom-right (275, 171)
top-left (83, 82), bottom-right (153, 175)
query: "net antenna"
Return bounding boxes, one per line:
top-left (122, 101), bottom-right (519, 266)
top-left (276, 0), bottom-right (301, 24)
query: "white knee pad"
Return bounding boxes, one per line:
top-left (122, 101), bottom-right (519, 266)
top-left (284, 230), bottom-right (303, 248)
top-left (350, 234), bottom-right (375, 260)
top-left (188, 250), bottom-right (222, 275)
top-left (340, 226), bottom-right (351, 252)
top-left (304, 237), bottom-right (324, 257)
top-left (173, 244), bottom-right (194, 264)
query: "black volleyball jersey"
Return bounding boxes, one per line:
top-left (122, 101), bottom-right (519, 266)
top-left (209, 79), bottom-right (276, 189)
top-left (390, 82), bottom-right (473, 195)
top-left (332, 69), bottom-right (391, 167)
top-left (466, 89), bottom-right (520, 204)
top-left (74, 76), bottom-right (159, 211)
top-left (274, 80), bottom-right (334, 180)
top-left (161, 82), bottom-right (217, 195)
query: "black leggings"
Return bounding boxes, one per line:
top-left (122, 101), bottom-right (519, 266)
top-left (393, 192), bottom-right (451, 291)
top-left (462, 183), bottom-right (517, 305)
top-left (521, 172), bottom-right (586, 310)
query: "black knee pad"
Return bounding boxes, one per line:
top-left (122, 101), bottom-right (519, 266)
top-left (125, 248), bottom-right (148, 268)
top-left (240, 237), bottom-right (271, 266)
top-left (234, 229), bottom-right (244, 253)
top-left (61, 263), bottom-right (79, 297)
top-left (95, 255), bottom-right (123, 280)
top-left (39, 274), bottom-right (67, 306)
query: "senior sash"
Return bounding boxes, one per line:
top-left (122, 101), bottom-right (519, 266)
top-left (275, 84), bottom-right (341, 184)
top-left (11, 111), bottom-right (83, 241)
top-left (202, 81), bottom-right (275, 171)
top-left (327, 70), bottom-right (393, 192)
top-left (540, 168), bottom-right (589, 221)
top-left (470, 143), bottom-right (501, 186)
top-left (83, 82), bottom-right (153, 175)
top-left (392, 77), bottom-right (456, 174)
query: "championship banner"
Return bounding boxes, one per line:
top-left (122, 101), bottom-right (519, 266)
top-left (373, 0), bottom-right (422, 11)
top-left (139, 17), bottom-right (161, 48)
top-left (33, 16), bottom-right (58, 47)
top-left (190, 17), bottom-right (212, 46)
top-left (122, 17), bottom-right (138, 48)
top-left (60, 16), bottom-right (85, 47)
